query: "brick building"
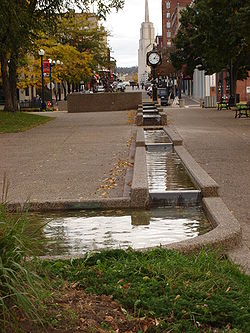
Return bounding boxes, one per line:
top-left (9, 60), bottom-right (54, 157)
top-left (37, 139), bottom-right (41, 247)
top-left (162, 0), bottom-right (192, 48)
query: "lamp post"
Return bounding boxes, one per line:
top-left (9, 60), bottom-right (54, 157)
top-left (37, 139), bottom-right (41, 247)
top-left (48, 58), bottom-right (55, 107)
top-left (56, 60), bottom-right (63, 101)
top-left (38, 49), bottom-right (46, 111)
top-left (48, 59), bottom-right (63, 104)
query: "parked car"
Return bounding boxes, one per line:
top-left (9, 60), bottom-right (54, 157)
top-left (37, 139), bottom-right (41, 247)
top-left (96, 85), bottom-right (105, 92)
top-left (158, 88), bottom-right (168, 106)
top-left (117, 83), bottom-right (126, 92)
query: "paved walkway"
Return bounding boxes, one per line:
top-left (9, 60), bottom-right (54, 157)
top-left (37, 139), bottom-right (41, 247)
top-left (0, 111), bottom-right (134, 203)
top-left (1, 104), bottom-right (249, 271)
top-left (166, 105), bottom-right (250, 271)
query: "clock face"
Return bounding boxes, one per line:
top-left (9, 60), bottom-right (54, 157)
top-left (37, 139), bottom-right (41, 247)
top-left (148, 52), bottom-right (160, 65)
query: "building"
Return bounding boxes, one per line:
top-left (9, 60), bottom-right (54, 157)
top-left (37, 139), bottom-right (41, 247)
top-left (162, 0), bottom-right (192, 48)
top-left (138, 0), bottom-right (155, 84)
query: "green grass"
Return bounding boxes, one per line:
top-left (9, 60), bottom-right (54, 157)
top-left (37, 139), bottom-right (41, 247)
top-left (0, 111), bottom-right (54, 133)
top-left (41, 249), bottom-right (250, 333)
top-left (0, 197), bottom-right (47, 332)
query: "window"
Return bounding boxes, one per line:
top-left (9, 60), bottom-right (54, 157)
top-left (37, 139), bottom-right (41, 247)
top-left (167, 31), bottom-right (171, 38)
top-left (166, 1), bottom-right (170, 9)
top-left (167, 41), bottom-right (172, 47)
top-left (25, 87), bottom-right (29, 97)
top-left (166, 21), bottom-right (171, 28)
top-left (166, 12), bottom-right (170, 19)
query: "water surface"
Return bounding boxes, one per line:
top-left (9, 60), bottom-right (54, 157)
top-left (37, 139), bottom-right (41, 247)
top-left (31, 208), bottom-right (211, 256)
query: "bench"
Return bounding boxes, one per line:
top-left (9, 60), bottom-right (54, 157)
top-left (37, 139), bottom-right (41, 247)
top-left (217, 102), bottom-right (230, 110)
top-left (234, 101), bottom-right (250, 118)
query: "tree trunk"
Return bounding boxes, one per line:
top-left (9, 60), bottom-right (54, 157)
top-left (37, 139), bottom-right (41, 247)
top-left (1, 55), bottom-right (14, 112)
top-left (9, 53), bottom-right (18, 111)
top-left (232, 65), bottom-right (238, 99)
top-left (67, 81), bottom-right (71, 94)
top-left (62, 81), bottom-right (67, 100)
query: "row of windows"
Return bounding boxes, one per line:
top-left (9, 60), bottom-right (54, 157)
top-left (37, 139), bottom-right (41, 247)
top-left (166, 2), bottom-right (172, 46)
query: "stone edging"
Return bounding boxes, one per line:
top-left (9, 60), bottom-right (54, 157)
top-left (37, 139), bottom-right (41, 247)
top-left (130, 146), bottom-right (149, 208)
top-left (6, 198), bottom-right (131, 212)
top-left (137, 197), bottom-right (242, 254)
top-left (174, 146), bottom-right (219, 197)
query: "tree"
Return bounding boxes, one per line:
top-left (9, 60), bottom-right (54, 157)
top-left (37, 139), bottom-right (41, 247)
top-left (55, 12), bottom-right (110, 71)
top-left (17, 42), bottom-right (93, 97)
top-left (171, 0), bottom-right (250, 97)
top-left (0, 0), bottom-right (125, 112)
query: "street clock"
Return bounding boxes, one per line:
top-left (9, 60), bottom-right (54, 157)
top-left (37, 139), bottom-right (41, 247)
top-left (147, 51), bottom-right (162, 67)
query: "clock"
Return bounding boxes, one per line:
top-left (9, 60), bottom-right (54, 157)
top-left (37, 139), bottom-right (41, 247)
top-left (147, 51), bottom-right (161, 66)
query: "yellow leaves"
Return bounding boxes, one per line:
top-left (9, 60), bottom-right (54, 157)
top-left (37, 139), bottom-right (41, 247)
top-left (128, 111), bottom-right (136, 125)
top-left (127, 131), bottom-right (136, 147)
top-left (96, 158), bottom-right (133, 197)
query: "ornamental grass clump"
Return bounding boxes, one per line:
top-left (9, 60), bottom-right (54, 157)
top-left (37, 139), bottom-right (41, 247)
top-left (0, 189), bottom-right (45, 331)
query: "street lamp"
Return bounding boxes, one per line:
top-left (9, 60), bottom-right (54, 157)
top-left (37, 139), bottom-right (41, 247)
top-left (48, 58), bottom-right (55, 107)
top-left (48, 59), bottom-right (63, 104)
top-left (56, 60), bottom-right (63, 101)
top-left (38, 49), bottom-right (46, 111)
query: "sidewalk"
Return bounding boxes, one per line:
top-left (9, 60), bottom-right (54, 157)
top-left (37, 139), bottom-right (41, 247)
top-left (0, 111), bottom-right (134, 203)
top-left (166, 106), bottom-right (250, 271)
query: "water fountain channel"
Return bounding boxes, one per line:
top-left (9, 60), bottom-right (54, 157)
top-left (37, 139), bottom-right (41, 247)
top-left (30, 121), bottom-right (211, 257)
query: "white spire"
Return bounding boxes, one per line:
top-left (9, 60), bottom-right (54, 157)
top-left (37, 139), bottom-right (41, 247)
top-left (145, 0), bottom-right (149, 22)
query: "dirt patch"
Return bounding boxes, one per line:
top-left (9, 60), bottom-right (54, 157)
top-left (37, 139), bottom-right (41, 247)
top-left (10, 286), bottom-right (157, 333)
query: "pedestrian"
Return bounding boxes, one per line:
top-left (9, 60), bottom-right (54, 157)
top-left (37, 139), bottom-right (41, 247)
top-left (141, 82), bottom-right (144, 90)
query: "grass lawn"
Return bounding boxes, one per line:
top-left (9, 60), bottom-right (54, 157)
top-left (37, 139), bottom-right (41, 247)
top-left (38, 249), bottom-right (250, 333)
top-left (0, 111), bottom-right (54, 133)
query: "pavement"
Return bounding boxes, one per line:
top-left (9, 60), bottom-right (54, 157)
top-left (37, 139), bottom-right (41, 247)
top-left (0, 111), bottom-right (135, 203)
top-left (0, 100), bottom-right (249, 271)
top-left (165, 103), bottom-right (250, 271)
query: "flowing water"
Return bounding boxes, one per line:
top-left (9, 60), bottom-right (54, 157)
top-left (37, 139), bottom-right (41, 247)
top-left (146, 149), bottom-right (196, 192)
top-left (144, 129), bottom-right (171, 144)
top-left (31, 207), bottom-right (211, 256)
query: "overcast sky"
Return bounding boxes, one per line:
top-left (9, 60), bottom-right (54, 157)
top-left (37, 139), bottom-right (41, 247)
top-left (103, 0), bottom-right (162, 68)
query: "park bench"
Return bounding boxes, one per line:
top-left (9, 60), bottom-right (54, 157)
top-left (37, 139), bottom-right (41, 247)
top-left (234, 101), bottom-right (250, 118)
top-left (217, 100), bottom-right (230, 110)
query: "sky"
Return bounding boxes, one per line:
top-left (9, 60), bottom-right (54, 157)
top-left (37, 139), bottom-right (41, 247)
top-left (103, 0), bottom-right (162, 68)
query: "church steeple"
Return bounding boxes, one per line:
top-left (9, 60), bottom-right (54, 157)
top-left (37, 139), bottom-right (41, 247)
top-left (145, 0), bottom-right (149, 22)
top-left (138, 0), bottom-right (155, 84)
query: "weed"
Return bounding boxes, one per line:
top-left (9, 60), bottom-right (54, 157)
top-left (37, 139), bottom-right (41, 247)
top-left (0, 199), bottom-right (46, 331)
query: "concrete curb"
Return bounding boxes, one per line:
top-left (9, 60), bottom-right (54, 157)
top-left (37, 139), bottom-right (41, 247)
top-left (138, 197), bottom-right (242, 254)
top-left (174, 146), bottom-right (219, 197)
top-left (123, 130), bottom-right (136, 197)
top-left (136, 128), bottom-right (145, 147)
top-left (163, 125), bottom-right (183, 146)
top-left (130, 146), bottom-right (149, 208)
top-left (6, 198), bottom-right (131, 212)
